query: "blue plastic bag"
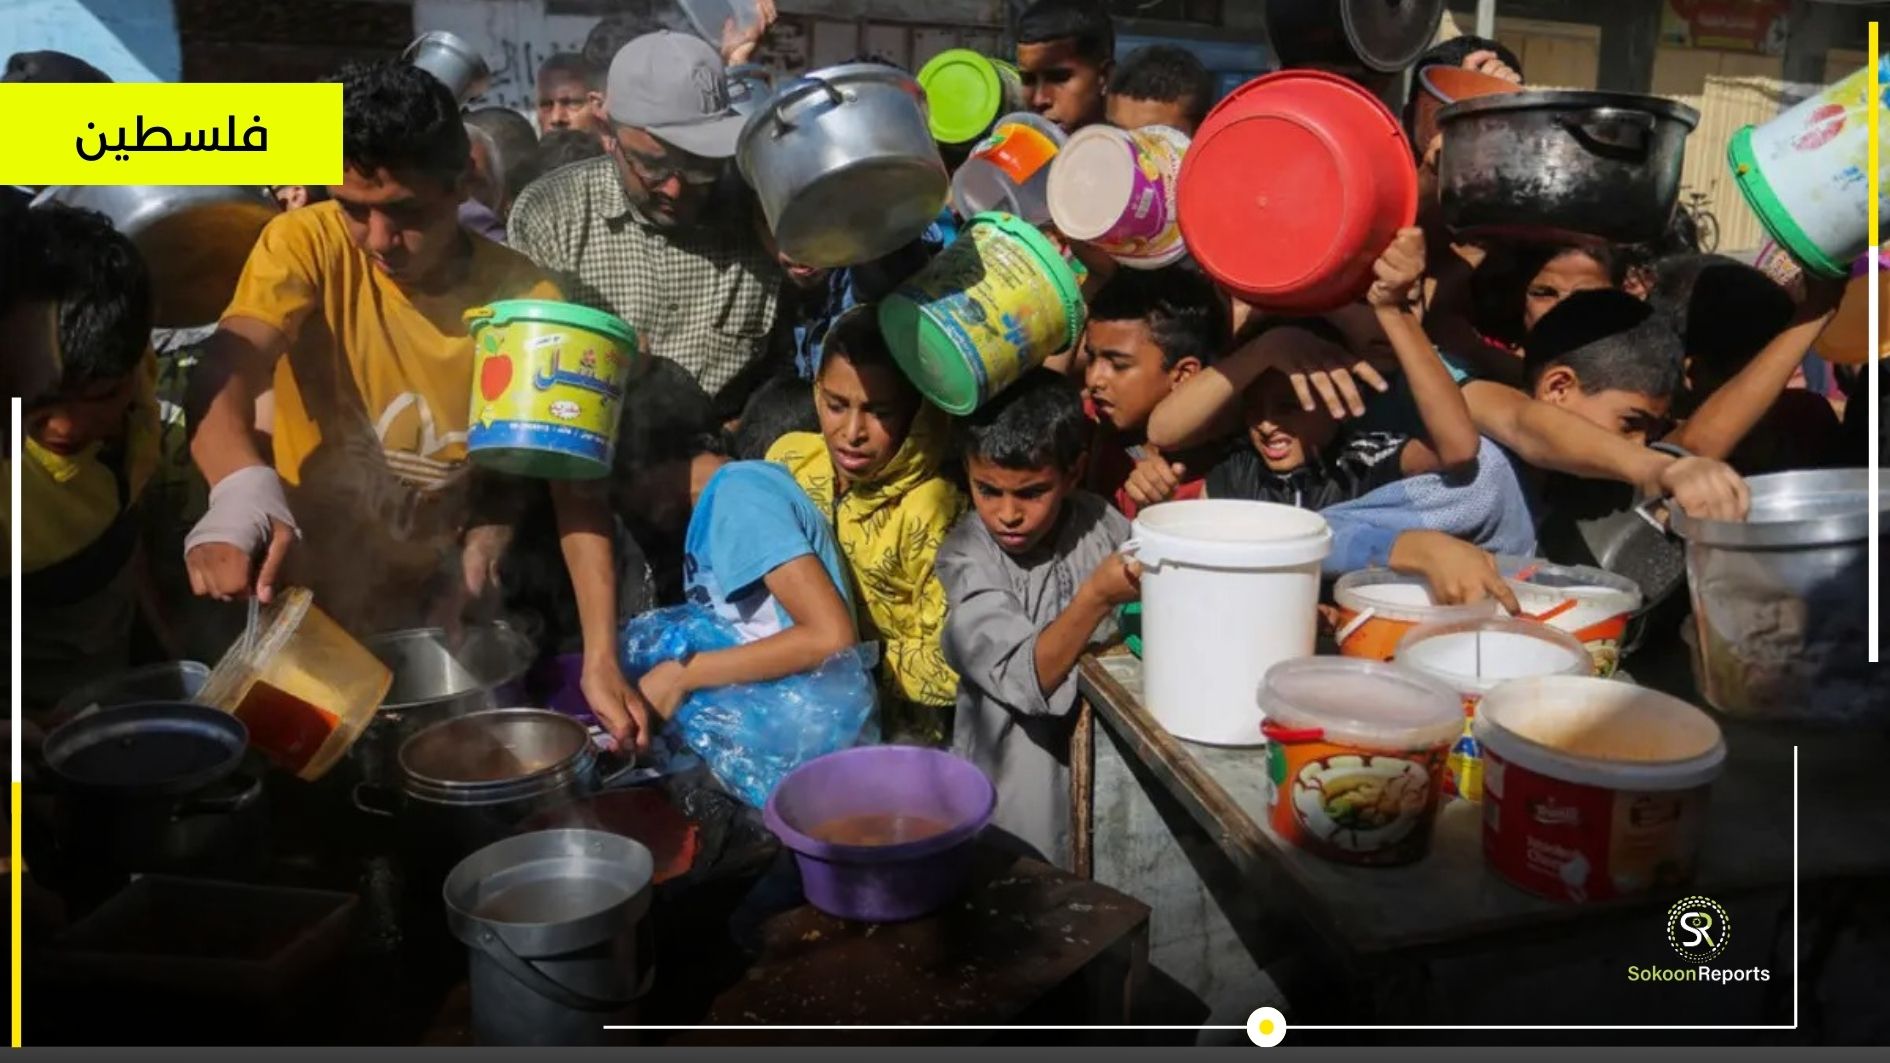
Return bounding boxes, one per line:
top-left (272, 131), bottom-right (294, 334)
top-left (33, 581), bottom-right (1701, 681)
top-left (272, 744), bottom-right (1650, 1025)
top-left (619, 605), bottom-right (879, 808)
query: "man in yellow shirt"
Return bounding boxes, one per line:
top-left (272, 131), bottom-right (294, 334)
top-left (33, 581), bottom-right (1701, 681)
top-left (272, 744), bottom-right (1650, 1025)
top-left (183, 62), bottom-right (653, 748)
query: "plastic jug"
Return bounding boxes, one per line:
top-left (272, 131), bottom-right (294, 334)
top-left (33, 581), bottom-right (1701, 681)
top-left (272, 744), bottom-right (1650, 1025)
top-left (197, 587), bottom-right (392, 781)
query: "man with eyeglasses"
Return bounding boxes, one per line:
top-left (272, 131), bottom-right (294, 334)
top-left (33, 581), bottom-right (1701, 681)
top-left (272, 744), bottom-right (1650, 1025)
top-left (510, 32), bottom-right (780, 414)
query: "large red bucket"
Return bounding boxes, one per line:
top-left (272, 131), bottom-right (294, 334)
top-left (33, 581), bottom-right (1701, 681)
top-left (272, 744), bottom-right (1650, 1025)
top-left (1178, 71), bottom-right (1418, 314)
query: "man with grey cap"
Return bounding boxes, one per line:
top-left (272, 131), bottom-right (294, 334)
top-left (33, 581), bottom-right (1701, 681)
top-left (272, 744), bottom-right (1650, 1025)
top-left (510, 31), bottom-right (779, 409)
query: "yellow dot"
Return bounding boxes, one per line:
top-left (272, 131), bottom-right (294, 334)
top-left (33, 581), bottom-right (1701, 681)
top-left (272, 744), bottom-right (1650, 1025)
top-left (1259, 1020), bottom-right (1275, 1035)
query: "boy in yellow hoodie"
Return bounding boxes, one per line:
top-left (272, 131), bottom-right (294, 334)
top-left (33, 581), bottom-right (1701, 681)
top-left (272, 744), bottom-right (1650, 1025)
top-left (768, 306), bottom-right (966, 744)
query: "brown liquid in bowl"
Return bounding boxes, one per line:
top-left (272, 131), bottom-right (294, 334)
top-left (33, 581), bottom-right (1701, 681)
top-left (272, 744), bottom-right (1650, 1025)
top-left (805, 812), bottom-right (953, 847)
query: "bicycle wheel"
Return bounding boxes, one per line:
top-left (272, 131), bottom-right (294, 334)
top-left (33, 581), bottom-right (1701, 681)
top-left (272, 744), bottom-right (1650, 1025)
top-left (1695, 209), bottom-right (1719, 254)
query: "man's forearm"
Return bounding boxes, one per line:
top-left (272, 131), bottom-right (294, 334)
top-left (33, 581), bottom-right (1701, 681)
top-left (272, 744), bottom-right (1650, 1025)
top-left (552, 484), bottom-right (620, 664)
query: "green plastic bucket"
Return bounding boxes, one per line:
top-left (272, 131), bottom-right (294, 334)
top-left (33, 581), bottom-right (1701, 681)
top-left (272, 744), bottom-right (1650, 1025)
top-left (878, 212), bottom-right (1084, 415)
top-left (464, 299), bottom-right (640, 480)
top-left (1725, 58), bottom-right (1890, 279)
top-left (919, 49), bottom-right (1026, 146)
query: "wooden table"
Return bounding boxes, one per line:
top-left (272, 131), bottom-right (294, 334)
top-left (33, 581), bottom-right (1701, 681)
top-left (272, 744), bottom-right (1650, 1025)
top-left (1074, 651), bottom-right (1890, 1032)
top-left (682, 844), bottom-right (1149, 1041)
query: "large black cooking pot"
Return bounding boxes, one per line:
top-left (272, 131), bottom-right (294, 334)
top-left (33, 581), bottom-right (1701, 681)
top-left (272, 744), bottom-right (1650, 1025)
top-left (1265, 0), bottom-right (1446, 74)
top-left (41, 702), bottom-right (267, 891)
top-left (1436, 90), bottom-right (1701, 244)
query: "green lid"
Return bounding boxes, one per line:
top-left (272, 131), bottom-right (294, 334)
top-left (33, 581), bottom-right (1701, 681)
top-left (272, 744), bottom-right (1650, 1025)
top-left (1726, 126), bottom-right (1849, 279)
top-left (878, 212), bottom-right (1084, 415)
top-left (919, 49), bottom-right (1006, 145)
top-left (465, 298), bottom-right (639, 347)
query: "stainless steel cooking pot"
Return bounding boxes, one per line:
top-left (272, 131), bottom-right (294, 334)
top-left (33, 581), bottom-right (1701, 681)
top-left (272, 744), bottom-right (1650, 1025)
top-left (1436, 90), bottom-right (1700, 244)
top-left (402, 30), bottom-right (491, 104)
top-left (357, 708), bottom-right (638, 868)
top-left (1670, 468), bottom-right (1887, 725)
top-left (354, 624), bottom-right (535, 789)
top-left (32, 184), bottom-right (279, 328)
top-left (737, 63), bottom-right (948, 269)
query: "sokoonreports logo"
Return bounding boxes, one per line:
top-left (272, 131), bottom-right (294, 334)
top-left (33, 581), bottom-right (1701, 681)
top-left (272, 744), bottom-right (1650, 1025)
top-left (1627, 895), bottom-right (1771, 984)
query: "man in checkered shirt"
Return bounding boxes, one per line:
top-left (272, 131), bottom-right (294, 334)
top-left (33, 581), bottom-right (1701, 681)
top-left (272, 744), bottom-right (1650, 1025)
top-left (510, 31), bottom-right (782, 411)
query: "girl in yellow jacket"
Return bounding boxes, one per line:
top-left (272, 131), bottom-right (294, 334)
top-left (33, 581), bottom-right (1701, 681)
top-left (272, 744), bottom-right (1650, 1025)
top-left (768, 307), bottom-right (966, 745)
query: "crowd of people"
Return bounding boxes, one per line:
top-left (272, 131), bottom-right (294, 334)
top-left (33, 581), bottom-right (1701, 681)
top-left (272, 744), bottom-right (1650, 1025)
top-left (3, 0), bottom-right (1874, 872)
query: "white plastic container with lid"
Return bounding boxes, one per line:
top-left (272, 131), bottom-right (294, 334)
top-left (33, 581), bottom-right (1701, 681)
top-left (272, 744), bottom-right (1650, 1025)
top-left (1259, 657), bottom-right (1465, 866)
top-left (1125, 500), bottom-right (1331, 746)
top-left (1497, 556), bottom-right (1643, 677)
top-left (950, 112), bottom-right (1067, 225)
top-left (1331, 568), bottom-right (1500, 661)
top-left (1475, 676), bottom-right (1726, 903)
top-left (1393, 616), bottom-right (1593, 802)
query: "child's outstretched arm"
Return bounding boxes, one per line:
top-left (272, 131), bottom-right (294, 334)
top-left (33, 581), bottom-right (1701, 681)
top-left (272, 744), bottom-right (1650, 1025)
top-left (1664, 275), bottom-right (1846, 461)
top-left (638, 554), bottom-right (857, 719)
top-left (1367, 227), bottom-right (1480, 474)
top-left (1032, 554), bottom-right (1141, 698)
top-left (1147, 323), bottom-right (1375, 449)
top-left (1463, 380), bottom-right (1751, 520)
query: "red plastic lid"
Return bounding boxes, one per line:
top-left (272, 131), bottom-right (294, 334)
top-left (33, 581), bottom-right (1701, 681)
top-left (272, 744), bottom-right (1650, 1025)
top-left (1179, 71), bottom-right (1417, 312)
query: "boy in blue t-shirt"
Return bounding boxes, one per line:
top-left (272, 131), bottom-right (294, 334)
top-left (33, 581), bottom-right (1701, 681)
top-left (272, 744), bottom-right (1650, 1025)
top-left (615, 427), bottom-right (858, 733)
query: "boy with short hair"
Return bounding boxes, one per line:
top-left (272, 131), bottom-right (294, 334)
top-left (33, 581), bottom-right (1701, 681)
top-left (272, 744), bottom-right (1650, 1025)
top-left (2, 205), bottom-right (167, 715)
top-left (1015, 0), bottom-right (1115, 134)
top-left (1106, 44), bottom-right (1216, 136)
top-left (1083, 265), bottom-right (1231, 517)
top-left (939, 370), bottom-right (1137, 869)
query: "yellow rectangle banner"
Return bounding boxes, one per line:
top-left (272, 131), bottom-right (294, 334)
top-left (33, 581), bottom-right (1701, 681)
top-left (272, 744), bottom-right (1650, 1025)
top-left (0, 83), bottom-right (343, 186)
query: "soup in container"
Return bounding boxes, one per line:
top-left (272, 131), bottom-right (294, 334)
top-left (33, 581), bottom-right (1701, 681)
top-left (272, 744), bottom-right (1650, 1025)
top-left (1475, 676), bottom-right (1726, 903)
top-left (1394, 618), bottom-right (1592, 802)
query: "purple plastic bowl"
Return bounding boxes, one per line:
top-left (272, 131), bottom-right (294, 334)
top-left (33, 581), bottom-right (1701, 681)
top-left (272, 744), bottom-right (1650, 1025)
top-left (529, 652), bottom-right (597, 727)
top-left (764, 746), bottom-right (996, 923)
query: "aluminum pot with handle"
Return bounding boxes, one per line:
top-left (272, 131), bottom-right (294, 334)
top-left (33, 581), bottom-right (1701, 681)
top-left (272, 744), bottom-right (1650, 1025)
top-left (354, 624), bottom-right (536, 790)
top-left (1436, 91), bottom-right (1700, 244)
top-left (354, 708), bottom-right (642, 869)
top-left (31, 184), bottom-right (277, 328)
top-left (1670, 468), bottom-right (1887, 725)
top-left (737, 63), bottom-right (948, 269)
top-left (402, 30), bottom-right (491, 104)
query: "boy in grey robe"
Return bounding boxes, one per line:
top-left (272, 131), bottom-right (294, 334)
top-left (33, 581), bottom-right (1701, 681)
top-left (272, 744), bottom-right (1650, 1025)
top-left (938, 371), bottom-right (1141, 869)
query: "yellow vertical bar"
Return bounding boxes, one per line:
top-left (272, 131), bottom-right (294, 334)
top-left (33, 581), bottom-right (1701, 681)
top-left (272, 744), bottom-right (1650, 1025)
top-left (11, 396), bottom-right (21, 1048)
top-left (1871, 22), bottom-right (1881, 666)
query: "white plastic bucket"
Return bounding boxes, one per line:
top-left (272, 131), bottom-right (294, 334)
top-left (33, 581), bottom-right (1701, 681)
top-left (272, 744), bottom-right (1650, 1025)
top-left (1126, 500), bottom-right (1331, 746)
top-left (1728, 58), bottom-right (1890, 277)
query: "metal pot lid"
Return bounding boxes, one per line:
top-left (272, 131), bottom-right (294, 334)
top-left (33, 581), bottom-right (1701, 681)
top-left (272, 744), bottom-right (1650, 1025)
top-left (399, 708), bottom-right (590, 789)
top-left (1671, 468), bottom-right (1884, 549)
top-left (1265, 0), bottom-right (1445, 74)
top-left (366, 624), bottom-right (535, 712)
top-left (1438, 89), bottom-right (1702, 129)
top-left (43, 702), bottom-right (248, 794)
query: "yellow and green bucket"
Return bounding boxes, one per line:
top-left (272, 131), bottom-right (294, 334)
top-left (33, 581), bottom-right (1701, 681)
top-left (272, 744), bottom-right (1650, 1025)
top-left (918, 49), bottom-right (1027, 146)
top-left (464, 299), bottom-right (640, 480)
top-left (878, 212), bottom-right (1085, 415)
